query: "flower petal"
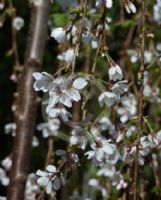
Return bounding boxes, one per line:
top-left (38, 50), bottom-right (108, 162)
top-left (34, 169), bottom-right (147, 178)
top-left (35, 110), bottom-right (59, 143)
top-left (46, 181), bottom-right (52, 194)
top-left (36, 170), bottom-right (48, 177)
top-left (37, 177), bottom-right (49, 186)
top-left (73, 78), bottom-right (87, 90)
top-left (46, 165), bottom-right (56, 173)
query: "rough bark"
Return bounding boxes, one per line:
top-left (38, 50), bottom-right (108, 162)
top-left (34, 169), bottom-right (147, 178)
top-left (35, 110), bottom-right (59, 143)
top-left (7, 1), bottom-right (50, 199)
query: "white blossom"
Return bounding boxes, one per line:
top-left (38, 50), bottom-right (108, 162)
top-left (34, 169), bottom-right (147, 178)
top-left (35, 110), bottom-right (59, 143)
top-left (111, 80), bottom-right (128, 95)
top-left (12, 17), bottom-right (24, 31)
top-left (99, 91), bottom-right (119, 107)
top-left (70, 127), bottom-right (87, 150)
top-left (4, 123), bottom-right (16, 137)
top-left (117, 94), bottom-right (137, 123)
top-left (154, 1), bottom-right (161, 23)
top-left (37, 118), bottom-right (60, 138)
top-left (33, 72), bottom-right (53, 92)
top-left (95, 0), bottom-right (113, 9)
top-left (125, 2), bottom-right (136, 14)
top-left (111, 172), bottom-right (127, 190)
top-left (85, 138), bottom-right (116, 162)
top-left (108, 65), bottom-right (123, 81)
top-left (25, 173), bottom-right (39, 200)
top-left (50, 27), bottom-right (67, 43)
top-left (1, 157), bottom-right (12, 171)
top-left (36, 165), bottom-right (62, 194)
top-left (97, 163), bottom-right (115, 177)
top-left (57, 49), bottom-right (75, 63)
top-left (0, 168), bottom-right (9, 186)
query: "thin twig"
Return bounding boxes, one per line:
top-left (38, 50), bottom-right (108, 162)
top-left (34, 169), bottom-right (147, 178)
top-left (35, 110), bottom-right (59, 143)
top-left (133, 1), bottom-right (145, 199)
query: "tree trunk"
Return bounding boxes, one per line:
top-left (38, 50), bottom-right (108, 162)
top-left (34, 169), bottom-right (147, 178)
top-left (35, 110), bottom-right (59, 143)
top-left (7, 1), bottom-right (50, 199)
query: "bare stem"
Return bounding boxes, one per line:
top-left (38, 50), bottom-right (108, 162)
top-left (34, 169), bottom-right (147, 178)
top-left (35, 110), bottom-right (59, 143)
top-left (71, 0), bottom-right (87, 73)
top-left (133, 1), bottom-right (145, 199)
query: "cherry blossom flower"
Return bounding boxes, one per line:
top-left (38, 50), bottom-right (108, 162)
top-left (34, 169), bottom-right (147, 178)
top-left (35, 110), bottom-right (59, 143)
top-left (1, 157), bottom-right (12, 171)
top-left (117, 94), bottom-right (137, 123)
top-left (0, 197), bottom-right (7, 200)
top-left (95, 0), bottom-right (113, 9)
top-left (111, 172), bottom-right (127, 190)
top-left (36, 165), bottom-right (63, 194)
top-left (50, 27), bottom-right (67, 43)
top-left (57, 49), bottom-right (75, 63)
top-left (154, 0), bottom-right (161, 23)
top-left (33, 72), bottom-right (53, 92)
top-left (98, 91), bottom-right (119, 107)
top-left (97, 163), bottom-right (115, 177)
top-left (25, 173), bottom-right (39, 200)
top-left (124, 1), bottom-right (136, 14)
top-left (108, 64), bottom-right (123, 81)
top-left (44, 76), bottom-right (87, 120)
top-left (70, 127), bottom-right (87, 150)
top-left (85, 138), bottom-right (116, 162)
top-left (12, 17), bottom-right (24, 31)
top-left (37, 118), bottom-right (60, 138)
top-left (5, 123), bottom-right (16, 137)
top-left (0, 168), bottom-right (9, 186)
top-left (111, 80), bottom-right (128, 95)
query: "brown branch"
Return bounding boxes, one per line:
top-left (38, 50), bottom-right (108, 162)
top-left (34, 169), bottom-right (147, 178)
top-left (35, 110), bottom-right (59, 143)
top-left (7, 1), bottom-right (50, 199)
top-left (133, 0), bottom-right (145, 199)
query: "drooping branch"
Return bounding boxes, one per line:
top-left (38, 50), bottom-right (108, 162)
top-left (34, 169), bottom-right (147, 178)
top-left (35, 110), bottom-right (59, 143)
top-left (133, 0), bottom-right (145, 199)
top-left (7, 1), bottom-right (50, 199)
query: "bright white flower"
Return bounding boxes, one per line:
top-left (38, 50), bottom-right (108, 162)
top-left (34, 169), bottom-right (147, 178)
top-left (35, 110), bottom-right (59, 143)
top-left (33, 72), bottom-right (53, 92)
top-left (99, 91), bottom-right (119, 107)
top-left (98, 116), bottom-right (115, 132)
top-left (85, 138), bottom-right (116, 162)
top-left (126, 125), bottom-right (136, 137)
top-left (105, 0), bottom-right (113, 8)
top-left (144, 50), bottom-right (152, 64)
top-left (111, 172), bottom-right (127, 190)
top-left (91, 38), bottom-right (98, 49)
top-left (25, 173), bottom-right (39, 200)
top-left (125, 2), bottom-right (136, 14)
top-left (1, 157), bottom-right (12, 171)
top-left (0, 168), bottom-right (9, 186)
top-left (5, 123), bottom-right (16, 137)
top-left (95, 0), bottom-right (113, 9)
top-left (156, 43), bottom-right (161, 51)
top-left (32, 136), bottom-right (39, 147)
top-left (50, 27), bottom-right (67, 43)
top-left (12, 17), bottom-right (24, 31)
top-left (36, 165), bottom-right (62, 194)
top-left (37, 118), bottom-right (60, 138)
top-left (108, 65), bottom-right (123, 81)
top-left (73, 78), bottom-right (88, 90)
top-left (128, 49), bottom-right (139, 63)
top-left (70, 127), bottom-right (87, 150)
top-left (57, 49), bottom-right (75, 63)
top-left (117, 94), bottom-right (137, 123)
top-left (111, 80), bottom-right (128, 95)
top-left (154, 2), bottom-right (161, 23)
top-left (0, 197), bottom-right (7, 200)
top-left (97, 163), bottom-right (115, 177)
top-left (47, 107), bottom-right (71, 121)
